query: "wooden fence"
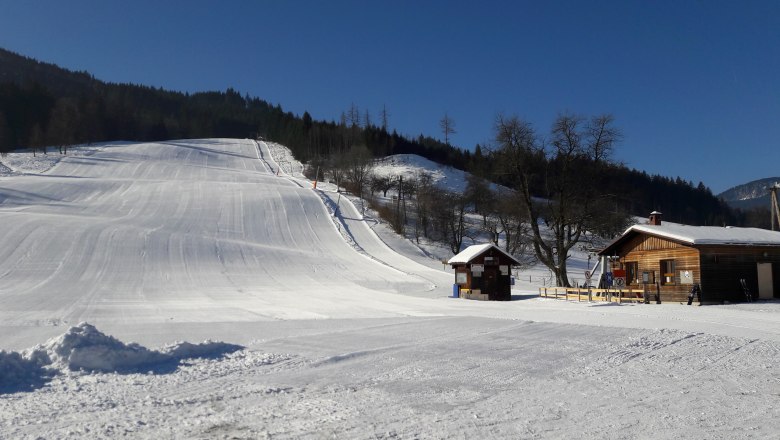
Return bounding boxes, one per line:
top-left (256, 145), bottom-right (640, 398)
top-left (539, 286), bottom-right (648, 303)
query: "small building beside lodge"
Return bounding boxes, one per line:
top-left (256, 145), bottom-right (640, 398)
top-left (448, 243), bottom-right (520, 301)
top-left (599, 212), bottom-right (780, 304)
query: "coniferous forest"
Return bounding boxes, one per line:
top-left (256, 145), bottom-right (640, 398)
top-left (0, 47), bottom-right (753, 227)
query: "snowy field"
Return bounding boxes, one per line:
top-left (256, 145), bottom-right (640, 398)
top-left (1, 139), bottom-right (779, 439)
top-left (372, 154), bottom-right (481, 194)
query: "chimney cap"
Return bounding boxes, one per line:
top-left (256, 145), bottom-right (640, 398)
top-left (650, 210), bottom-right (662, 215)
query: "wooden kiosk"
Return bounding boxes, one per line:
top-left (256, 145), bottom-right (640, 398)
top-left (448, 243), bottom-right (520, 301)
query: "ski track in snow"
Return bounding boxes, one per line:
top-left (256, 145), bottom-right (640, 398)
top-left (0, 139), bottom-right (779, 439)
top-left (2, 319), bottom-right (778, 439)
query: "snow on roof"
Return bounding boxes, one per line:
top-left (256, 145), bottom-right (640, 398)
top-left (447, 243), bottom-right (519, 265)
top-left (626, 223), bottom-right (780, 246)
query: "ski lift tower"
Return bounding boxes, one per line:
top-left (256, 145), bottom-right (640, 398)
top-left (771, 182), bottom-right (780, 231)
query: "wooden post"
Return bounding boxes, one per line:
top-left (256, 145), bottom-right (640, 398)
top-left (396, 175), bottom-right (402, 221)
top-left (769, 183), bottom-right (780, 231)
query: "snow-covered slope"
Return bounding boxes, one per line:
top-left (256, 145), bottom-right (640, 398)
top-left (0, 139), bottom-right (459, 343)
top-left (372, 154), bottom-right (482, 193)
top-left (718, 176), bottom-right (780, 209)
top-left (1, 139), bottom-right (779, 439)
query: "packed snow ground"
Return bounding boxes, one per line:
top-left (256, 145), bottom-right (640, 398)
top-left (1, 139), bottom-right (779, 439)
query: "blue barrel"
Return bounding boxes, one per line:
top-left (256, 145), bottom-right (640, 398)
top-left (452, 284), bottom-right (460, 298)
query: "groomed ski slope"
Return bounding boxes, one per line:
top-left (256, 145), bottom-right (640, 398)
top-left (0, 139), bottom-right (454, 348)
top-left (1, 139), bottom-right (779, 439)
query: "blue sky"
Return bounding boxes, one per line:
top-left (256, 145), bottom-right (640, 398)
top-left (1, 0), bottom-right (779, 193)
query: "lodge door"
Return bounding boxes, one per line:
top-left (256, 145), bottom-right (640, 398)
top-left (484, 269), bottom-right (497, 298)
top-left (757, 263), bottom-right (774, 299)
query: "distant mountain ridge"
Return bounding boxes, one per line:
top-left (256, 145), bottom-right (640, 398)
top-left (718, 177), bottom-right (780, 210)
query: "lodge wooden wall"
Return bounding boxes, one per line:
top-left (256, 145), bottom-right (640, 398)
top-left (612, 234), bottom-right (780, 303)
top-left (616, 235), bottom-right (701, 303)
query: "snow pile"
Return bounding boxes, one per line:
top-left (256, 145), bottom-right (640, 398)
top-left (0, 350), bottom-right (53, 392)
top-left (1, 323), bottom-right (243, 392)
top-left (30, 322), bottom-right (170, 372)
top-left (33, 323), bottom-right (244, 373)
top-left (160, 340), bottom-right (246, 360)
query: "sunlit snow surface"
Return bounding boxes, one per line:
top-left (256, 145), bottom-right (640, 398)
top-left (1, 139), bottom-right (779, 439)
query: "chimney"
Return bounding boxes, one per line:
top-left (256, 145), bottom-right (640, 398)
top-left (649, 211), bottom-right (662, 226)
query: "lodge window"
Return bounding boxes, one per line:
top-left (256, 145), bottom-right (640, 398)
top-left (660, 259), bottom-right (675, 285)
top-left (625, 262), bottom-right (638, 285)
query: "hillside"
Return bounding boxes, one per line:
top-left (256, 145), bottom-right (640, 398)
top-left (0, 47), bottom-right (463, 166)
top-left (372, 153), bottom-right (506, 194)
top-left (0, 48), bottom-right (99, 97)
top-left (0, 47), bottom-right (743, 227)
top-left (718, 176), bottom-right (780, 210)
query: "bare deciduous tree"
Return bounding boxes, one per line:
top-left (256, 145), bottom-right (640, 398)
top-left (347, 103), bottom-right (361, 128)
top-left (364, 109), bottom-right (372, 129)
top-left (464, 174), bottom-right (495, 227)
top-left (491, 188), bottom-right (534, 267)
top-left (430, 190), bottom-right (468, 254)
top-left (343, 145), bottom-right (374, 207)
top-left (370, 174), bottom-right (396, 197)
top-left (440, 113), bottom-right (456, 146)
top-left (327, 151), bottom-right (348, 191)
top-left (586, 114), bottom-right (622, 163)
top-left (380, 104), bottom-right (389, 131)
top-left (493, 113), bottom-right (628, 287)
top-left (411, 172), bottom-right (434, 243)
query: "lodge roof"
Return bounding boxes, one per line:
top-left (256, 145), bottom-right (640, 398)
top-left (599, 222), bottom-right (780, 255)
top-left (448, 243), bottom-right (521, 266)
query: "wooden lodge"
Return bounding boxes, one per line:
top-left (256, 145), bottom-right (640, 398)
top-left (448, 243), bottom-right (520, 301)
top-left (599, 212), bottom-right (780, 304)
